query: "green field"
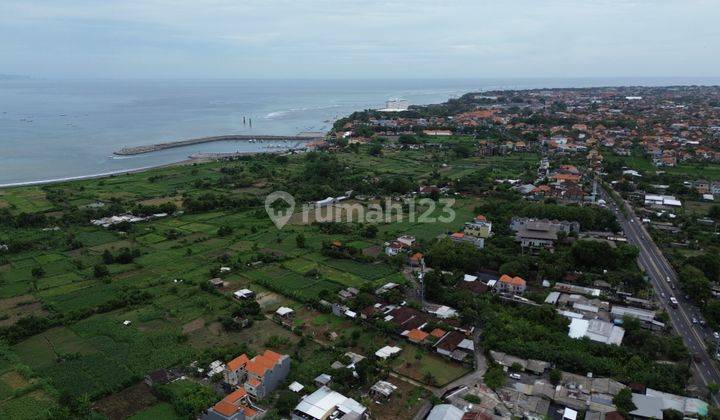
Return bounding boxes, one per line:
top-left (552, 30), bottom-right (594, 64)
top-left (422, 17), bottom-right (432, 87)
top-left (0, 145), bottom-right (513, 418)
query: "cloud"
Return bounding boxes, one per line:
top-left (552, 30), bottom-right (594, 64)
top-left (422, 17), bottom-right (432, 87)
top-left (0, 0), bottom-right (717, 78)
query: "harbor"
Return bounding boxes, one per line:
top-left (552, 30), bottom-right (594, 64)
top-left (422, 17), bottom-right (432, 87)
top-left (114, 133), bottom-right (323, 156)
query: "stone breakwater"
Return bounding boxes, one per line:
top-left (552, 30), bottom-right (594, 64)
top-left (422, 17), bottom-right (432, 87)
top-left (114, 134), bottom-right (320, 155)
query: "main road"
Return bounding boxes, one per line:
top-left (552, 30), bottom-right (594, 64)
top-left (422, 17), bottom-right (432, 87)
top-left (601, 187), bottom-right (720, 405)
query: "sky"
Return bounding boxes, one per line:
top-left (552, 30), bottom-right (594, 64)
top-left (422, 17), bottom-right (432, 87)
top-left (1, 0), bottom-right (718, 79)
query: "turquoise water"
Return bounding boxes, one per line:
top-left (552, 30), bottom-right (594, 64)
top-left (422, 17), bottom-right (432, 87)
top-left (1, 77), bottom-right (718, 186)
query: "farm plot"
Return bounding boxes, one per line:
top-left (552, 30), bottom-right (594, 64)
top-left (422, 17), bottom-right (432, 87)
top-left (320, 258), bottom-right (397, 281)
top-left (14, 312), bottom-right (196, 399)
top-left (243, 265), bottom-right (341, 300)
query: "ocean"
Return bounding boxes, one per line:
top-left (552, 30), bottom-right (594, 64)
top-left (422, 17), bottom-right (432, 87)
top-left (1, 77), bottom-right (718, 186)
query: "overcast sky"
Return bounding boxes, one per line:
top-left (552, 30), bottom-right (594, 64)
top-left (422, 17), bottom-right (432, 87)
top-left (1, 0), bottom-right (718, 79)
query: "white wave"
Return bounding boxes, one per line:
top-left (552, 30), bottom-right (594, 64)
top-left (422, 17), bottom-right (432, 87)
top-left (264, 104), bottom-right (342, 119)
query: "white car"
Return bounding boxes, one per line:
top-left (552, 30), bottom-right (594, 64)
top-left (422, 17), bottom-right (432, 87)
top-left (509, 373), bottom-right (521, 380)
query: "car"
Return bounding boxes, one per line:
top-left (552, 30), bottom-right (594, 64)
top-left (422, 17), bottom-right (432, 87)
top-left (509, 373), bottom-right (521, 380)
top-left (666, 276), bottom-right (671, 283)
top-left (713, 332), bottom-right (720, 340)
top-left (692, 317), bottom-right (698, 324)
top-left (661, 292), bottom-right (666, 299)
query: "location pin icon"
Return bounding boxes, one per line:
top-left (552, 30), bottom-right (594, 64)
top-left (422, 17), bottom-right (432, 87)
top-left (265, 191), bottom-right (295, 229)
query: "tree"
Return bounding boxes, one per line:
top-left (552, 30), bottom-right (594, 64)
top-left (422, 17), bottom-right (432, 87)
top-left (708, 205), bottom-right (720, 220)
top-left (368, 143), bottom-right (383, 157)
top-left (31, 266), bottom-right (45, 279)
top-left (102, 249), bottom-right (114, 264)
top-left (663, 409), bottom-right (683, 420)
top-left (483, 364), bottom-right (506, 390)
top-left (613, 388), bottom-right (637, 415)
top-left (708, 382), bottom-right (720, 395)
top-left (679, 265), bottom-right (711, 303)
top-left (361, 224), bottom-right (378, 239)
top-left (453, 143), bottom-right (473, 158)
top-left (275, 390), bottom-right (300, 416)
top-left (93, 264), bottom-right (109, 278)
top-left (549, 368), bottom-right (562, 385)
top-left (295, 233), bottom-right (306, 248)
top-left (217, 225), bottom-right (233, 236)
top-left (422, 372), bottom-right (437, 386)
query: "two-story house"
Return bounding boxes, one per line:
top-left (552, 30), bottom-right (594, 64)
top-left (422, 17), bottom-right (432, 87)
top-left (224, 350), bottom-right (291, 400)
top-left (497, 274), bottom-right (527, 295)
top-left (464, 215), bottom-right (492, 239)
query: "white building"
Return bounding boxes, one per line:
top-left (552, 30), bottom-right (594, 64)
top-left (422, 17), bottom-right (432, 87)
top-left (379, 99), bottom-right (409, 112)
top-left (292, 386), bottom-right (367, 420)
top-left (610, 306), bottom-right (655, 323)
top-left (644, 194), bottom-right (682, 207)
top-left (568, 318), bottom-right (624, 345)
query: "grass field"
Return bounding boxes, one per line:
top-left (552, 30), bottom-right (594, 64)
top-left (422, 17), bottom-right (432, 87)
top-left (0, 146), bottom-right (502, 417)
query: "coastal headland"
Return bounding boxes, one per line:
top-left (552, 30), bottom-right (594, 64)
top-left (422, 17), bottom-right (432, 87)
top-left (114, 134), bottom-right (322, 155)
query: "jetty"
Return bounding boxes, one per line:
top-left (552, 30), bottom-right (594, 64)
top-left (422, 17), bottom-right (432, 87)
top-left (114, 134), bottom-right (321, 156)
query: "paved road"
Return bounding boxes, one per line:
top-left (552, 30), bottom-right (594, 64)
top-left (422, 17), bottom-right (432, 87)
top-left (602, 188), bottom-right (720, 405)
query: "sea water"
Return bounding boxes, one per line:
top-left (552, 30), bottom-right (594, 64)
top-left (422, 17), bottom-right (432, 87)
top-left (1, 77), bottom-right (718, 186)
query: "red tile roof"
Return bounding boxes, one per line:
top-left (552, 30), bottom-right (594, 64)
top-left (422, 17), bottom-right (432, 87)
top-left (407, 328), bottom-right (429, 343)
top-left (499, 274), bottom-right (526, 287)
top-left (227, 354), bottom-right (249, 371)
top-left (430, 328), bottom-right (446, 338)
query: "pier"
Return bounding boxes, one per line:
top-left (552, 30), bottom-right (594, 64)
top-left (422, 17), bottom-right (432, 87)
top-left (114, 134), bottom-right (321, 156)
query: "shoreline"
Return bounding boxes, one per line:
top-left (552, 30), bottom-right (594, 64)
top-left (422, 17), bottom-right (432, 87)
top-left (1, 138), bottom-right (320, 189)
top-left (0, 160), bottom-right (196, 189)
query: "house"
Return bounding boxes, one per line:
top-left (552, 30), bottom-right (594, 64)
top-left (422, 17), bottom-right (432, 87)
top-left (274, 306), bottom-right (294, 323)
top-left (409, 252), bottom-right (424, 267)
top-left (497, 274), bottom-right (527, 295)
top-left (203, 388), bottom-right (259, 420)
top-left (644, 194), bottom-right (682, 208)
top-left (435, 330), bottom-right (473, 361)
top-left (370, 380), bottom-right (398, 400)
top-left (338, 287), bottom-right (359, 301)
top-left (449, 232), bottom-right (485, 249)
top-left (375, 345), bottom-right (402, 359)
top-left (385, 241), bottom-right (405, 256)
top-left (288, 382), bottom-right (304, 393)
top-left (513, 221), bottom-right (559, 250)
top-left (425, 304), bottom-right (458, 319)
top-left (396, 235), bottom-right (416, 247)
top-left (610, 306), bottom-right (655, 323)
top-left (314, 373), bottom-right (332, 387)
top-left (568, 318), bottom-right (624, 345)
top-left (423, 129), bottom-right (453, 136)
top-left (510, 217), bottom-right (580, 234)
top-left (630, 388), bottom-right (708, 419)
top-left (223, 349), bottom-right (291, 399)
top-left (209, 278), bottom-right (226, 288)
top-left (430, 328), bottom-right (446, 339)
top-left (427, 404), bottom-right (464, 420)
top-left (464, 215), bottom-right (493, 239)
top-left (233, 289), bottom-right (255, 300)
top-left (406, 328), bottom-right (429, 343)
top-left (292, 386), bottom-right (367, 420)
top-left (144, 368), bottom-right (182, 386)
top-left (457, 279), bottom-right (489, 295)
top-left (385, 235), bottom-right (415, 257)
